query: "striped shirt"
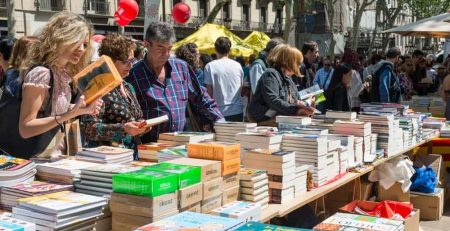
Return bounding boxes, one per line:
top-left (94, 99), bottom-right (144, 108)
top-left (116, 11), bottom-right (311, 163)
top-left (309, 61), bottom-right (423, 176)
top-left (126, 56), bottom-right (223, 143)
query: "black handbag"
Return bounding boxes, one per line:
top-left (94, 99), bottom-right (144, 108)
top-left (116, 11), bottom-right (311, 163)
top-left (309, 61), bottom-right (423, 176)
top-left (0, 65), bottom-right (62, 159)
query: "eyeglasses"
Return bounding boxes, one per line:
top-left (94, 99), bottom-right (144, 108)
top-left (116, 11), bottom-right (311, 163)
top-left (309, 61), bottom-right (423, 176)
top-left (118, 58), bottom-right (134, 66)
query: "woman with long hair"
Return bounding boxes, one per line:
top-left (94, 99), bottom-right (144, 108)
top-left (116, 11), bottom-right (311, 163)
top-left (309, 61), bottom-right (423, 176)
top-left (398, 58), bottom-right (415, 101)
top-left (17, 12), bottom-right (102, 159)
top-left (325, 64), bottom-right (353, 111)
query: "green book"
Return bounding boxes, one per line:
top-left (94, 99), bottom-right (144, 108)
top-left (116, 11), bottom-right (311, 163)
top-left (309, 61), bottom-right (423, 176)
top-left (112, 169), bottom-right (177, 197)
top-left (145, 163), bottom-right (201, 189)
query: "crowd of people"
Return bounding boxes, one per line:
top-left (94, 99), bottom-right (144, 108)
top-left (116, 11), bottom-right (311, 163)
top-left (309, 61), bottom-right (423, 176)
top-left (1, 11), bottom-right (450, 160)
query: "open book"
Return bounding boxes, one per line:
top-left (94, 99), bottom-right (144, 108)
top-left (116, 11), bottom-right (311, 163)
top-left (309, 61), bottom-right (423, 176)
top-left (73, 55), bottom-right (122, 104)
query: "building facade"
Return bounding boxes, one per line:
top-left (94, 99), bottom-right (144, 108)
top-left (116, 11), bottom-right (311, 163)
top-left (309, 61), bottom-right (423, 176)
top-left (0, 0), bottom-right (285, 39)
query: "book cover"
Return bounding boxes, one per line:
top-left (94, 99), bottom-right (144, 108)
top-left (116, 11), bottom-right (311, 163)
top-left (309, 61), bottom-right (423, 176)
top-left (73, 55), bottom-right (122, 104)
top-left (140, 115), bottom-right (169, 128)
top-left (135, 212), bottom-right (243, 231)
top-left (0, 155), bottom-right (33, 173)
top-left (239, 168), bottom-right (267, 181)
top-left (236, 221), bottom-right (310, 230)
top-left (187, 142), bottom-right (241, 161)
top-left (3, 181), bottom-right (72, 195)
top-left (0, 213), bottom-right (36, 231)
top-left (145, 162), bottom-right (201, 189)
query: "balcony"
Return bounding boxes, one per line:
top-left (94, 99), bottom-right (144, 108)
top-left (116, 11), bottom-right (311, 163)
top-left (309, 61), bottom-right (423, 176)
top-left (0, 0), bottom-right (6, 8)
top-left (136, 0), bottom-right (144, 18)
top-left (84, 0), bottom-right (110, 15)
top-left (35, 0), bottom-right (65, 11)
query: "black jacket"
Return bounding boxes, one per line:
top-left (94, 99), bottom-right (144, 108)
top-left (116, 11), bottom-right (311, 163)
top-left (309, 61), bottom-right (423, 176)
top-left (325, 83), bottom-right (350, 111)
top-left (249, 68), bottom-right (300, 122)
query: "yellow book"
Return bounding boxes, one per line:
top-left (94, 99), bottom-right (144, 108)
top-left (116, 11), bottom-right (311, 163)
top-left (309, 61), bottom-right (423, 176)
top-left (187, 142), bottom-right (240, 161)
top-left (73, 55), bottom-right (122, 104)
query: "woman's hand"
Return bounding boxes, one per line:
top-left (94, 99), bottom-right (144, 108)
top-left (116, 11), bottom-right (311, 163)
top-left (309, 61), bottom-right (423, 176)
top-left (124, 121), bottom-right (151, 136)
top-left (296, 104), bottom-right (315, 116)
top-left (69, 95), bottom-right (103, 117)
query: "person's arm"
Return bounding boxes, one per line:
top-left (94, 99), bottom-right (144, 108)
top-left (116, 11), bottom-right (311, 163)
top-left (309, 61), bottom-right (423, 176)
top-left (250, 64), bottom-right (264, 94)
top-left (313, 69), bottom-right (321, 86)
top-left (379, 69), bottom-right (391, 103)
top-left (260, 73), bottom-right (298, 115)
top-left (203, 64), bottom-right (214, 99)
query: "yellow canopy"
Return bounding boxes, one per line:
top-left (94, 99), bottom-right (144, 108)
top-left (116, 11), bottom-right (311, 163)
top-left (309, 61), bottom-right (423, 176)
top-left (243, 31), bottom-right (271, 51)
top-left (172, 23), bottom-right (258, 57)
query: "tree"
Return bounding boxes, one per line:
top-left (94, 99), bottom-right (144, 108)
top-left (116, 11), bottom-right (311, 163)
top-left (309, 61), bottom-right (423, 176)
top-left (283, 0), bottom-right (294, 42)
top-left (379, 0), bottom-right (406, 52)
top-left (7, 0), bottom-right (15, 36)
top-left (407, 0), bottom-right (450, 19)
top-left (323, 0), bottom-right (339, 60)
top-left (351, 0), bottom-right (376, 50)
top-left (203, 0), bottom-right (229, 24)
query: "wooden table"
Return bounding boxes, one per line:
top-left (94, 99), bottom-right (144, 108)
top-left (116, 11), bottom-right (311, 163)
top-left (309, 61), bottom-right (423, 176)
top-left (260, 134), bottom-right (439, 222)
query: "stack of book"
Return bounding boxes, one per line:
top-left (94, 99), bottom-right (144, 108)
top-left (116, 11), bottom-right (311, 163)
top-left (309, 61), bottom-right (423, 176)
top-left (325, 111), bottom-right (357, 121)
top-left (440, 126), bottom-right (450, 138)
top-left (360, 102), bottom-right (408, 116)
top-left (359, 113), bottom-right (403, 158)
top-left (333, 120), bottom-right (372, 162)
top-left (237, 221), bottom-right (312, 230)
top-left (0, 181), bottom-right (72, 210)
top-left (134, 211), bottom-right (243, 230)
top-left (154, 145), bottom-right (188, 162)
top-left (238, 168), bottom-right (269, 208)
top-left (313, 212), bottom-right (404, 231)
top-left (75, 164), bottom-right (142, 196)
top-left (0, 155), bottom-right (36, 187)
top-left (276, 116), bottom-right (312, 131)
top-left (281, 134), bottom-right (330, 187)
top-left (0, 213), bottom-right (36, 230)
top-left (111, 168), bottom-right (179, 230)
top-left (399, 118), bottom-right (414, 146)
top-left (12, 191), bottom-right (107, 231)
top-left (235, 132), bottom-right (283, 150)
top-left (157, 132), bottom-right (215, 146)
top-left (76, 146), bottom-right (134, 164)
top-left (36, 159), bottom-right (99, 184)
top-left (137, 143), bottom-right (176, 162)
top-left (242, 149), bottom-right (297, 203)
top-left (423, 117), bottom-right (446, 129)
top-left (370, 134), bottom-right (378, 158)
top-left (294, 165), bottom-right (308, 196)
top-left (214, 122), bottom-right (257, 142)
top-left (211, 201), bottom-right (261, 223)
top-left (187, 142), bottom-right (241, 213)
top-left (290, 127), bottom-right (329, 135)
top-left (337, 147), bottom-right (349, 175)
top-left (353, 137), bottom-right (364, 167)
top-left (429, 99), bottom-right (446, 117)
top-left (324, 134), bottom-right (357, 168)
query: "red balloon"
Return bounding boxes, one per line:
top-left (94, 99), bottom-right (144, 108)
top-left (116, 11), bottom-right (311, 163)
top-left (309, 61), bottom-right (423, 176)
top-left (114, 0), bottom-right (139, 26)
top-left (172, 3), bottom-right (191, 24)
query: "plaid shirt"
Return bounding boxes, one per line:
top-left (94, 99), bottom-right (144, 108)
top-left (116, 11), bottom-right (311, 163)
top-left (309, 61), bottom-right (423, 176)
top-left (126, 57), bottom-right (223, 143)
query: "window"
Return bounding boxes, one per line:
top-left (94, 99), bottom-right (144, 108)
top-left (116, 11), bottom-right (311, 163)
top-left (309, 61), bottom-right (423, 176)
top-left (199, 0), bottom-right (207, 18)
top-left (223, 2), bottom-right (230, 20)
top-left (260, 6), bottom-right (267, 23)
top-left (173, 0), bottom-right (181, 6)
top-left (276, 9), bottom-right (282, 25)
top-left (242, 4), bottom-right (249, 22)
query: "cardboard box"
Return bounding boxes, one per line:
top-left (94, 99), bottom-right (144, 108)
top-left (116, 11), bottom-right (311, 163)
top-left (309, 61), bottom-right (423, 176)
top-left (180, 202), bottom-right (201, 213)
top-left (339, 200), bottom-right (420, 231)
top-left (410, 188), bottom-right (444, 221)
top-left (201, 194), bottom-right (222, 214)
top-left (203, 177), bottom-right (223, 200)
top-left (110, 192), bottom-right (178, 217)
top-left (223, 173), bottom-right (239, 190)
top-left (187, 142), bottom-right (241, 160)
top-left (112, 169), bottom-right (178, 197)
top-left (178, 183), bottom-right (202, 208)
top-left (222, 185), bottom-right (240, 205)
top-left (111, 209), bottom-right (179, 231)
top-left (377, 182), bottom-right (410, 202)
top-left (145, 163), bottom-right (201, 189)
top-left (360, 180), bottom-right (374, 201)
top-left (414, 154), bottom-right (444, 185)
top-left (167, 157), bottom-right (221, 182)
top-left (223, 158), bottom-right (241, 175)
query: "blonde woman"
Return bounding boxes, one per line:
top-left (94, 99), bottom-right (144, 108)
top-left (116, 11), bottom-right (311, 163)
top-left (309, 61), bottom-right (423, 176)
top-left (248, 44), bottom-right (314, 126)
top-left (15, 12), bottom-right (101, 159)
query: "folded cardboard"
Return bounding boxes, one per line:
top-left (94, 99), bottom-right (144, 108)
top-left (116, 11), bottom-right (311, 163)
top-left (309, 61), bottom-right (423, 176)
top-left (178, 182), bottom-right (202, 208)
top-left (203, 177), bottom-right (223, 200)
top-left (410, 188), bottom-right (444, 221)
top-left (339, 200), bottom-right (419, 231)
top-left (414, 154), bottom-right (444, 185)
top-left (377, 182), bottom-right (410, 202)
top-left (166, 157), bottom-right (221, 182)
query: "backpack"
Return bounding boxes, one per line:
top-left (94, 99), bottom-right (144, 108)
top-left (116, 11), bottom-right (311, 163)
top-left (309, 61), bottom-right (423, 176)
top-left (370, 63), bottom-right (401, 103)
top-left (0, 65), bottom-right (61, 159)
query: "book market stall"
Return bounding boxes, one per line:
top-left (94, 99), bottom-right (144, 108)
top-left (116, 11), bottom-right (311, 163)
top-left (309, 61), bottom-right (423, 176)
top-left (0, 102), bottom-right (448, 231)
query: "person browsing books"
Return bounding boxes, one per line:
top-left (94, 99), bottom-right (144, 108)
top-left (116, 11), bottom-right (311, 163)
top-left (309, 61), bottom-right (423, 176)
top-left (248, 44), bottom-right (315, 126)
top-left (126, 22), bottom-right (224, 143)
top-left (324, 64), bottom-right (352, 112)
top-left (80, 34), bottom-right (151, 159)
top-left (11, 12), bottom-right (102, 159)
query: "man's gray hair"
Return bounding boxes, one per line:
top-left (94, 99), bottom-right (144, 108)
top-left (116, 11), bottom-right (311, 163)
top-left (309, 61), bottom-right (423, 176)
top-left (145, 22), bottom-right (176, 43)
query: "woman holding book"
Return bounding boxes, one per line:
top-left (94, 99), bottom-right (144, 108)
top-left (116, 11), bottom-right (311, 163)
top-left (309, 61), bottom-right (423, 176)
top-left (80, 33), bottom-right (150, 159)
top-left (324, 64), bottom-right (353, 112)
top-left (11, 12), bottom-right (102, 159)
top-left (248, 44), bottom-right (315, 126)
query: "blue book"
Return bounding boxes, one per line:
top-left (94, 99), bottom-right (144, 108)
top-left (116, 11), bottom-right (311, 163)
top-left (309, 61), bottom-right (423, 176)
top-left (235, 221), bottom-right (312, 230)
top-left (135, 211), bottom-right (243, 231)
